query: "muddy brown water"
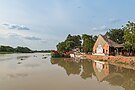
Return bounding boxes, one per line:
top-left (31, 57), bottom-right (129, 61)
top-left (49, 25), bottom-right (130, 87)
top-left (0, 53), bottom-right (134, 90)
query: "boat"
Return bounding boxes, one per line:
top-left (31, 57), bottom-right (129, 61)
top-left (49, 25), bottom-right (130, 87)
top-left (51, 50), bottom-right (63, 58)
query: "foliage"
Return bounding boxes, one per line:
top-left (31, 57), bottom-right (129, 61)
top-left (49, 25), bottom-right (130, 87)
top-left (15, 46), bottom-right (32, 53)
top-left (0, 46), bottom-right (15, 52)
top-left (98, 59), bottom-right (108, 62)
top-left (82, 34), bottom-right (97, 53)
top-left (82, 34), bottom-right (93, 53)
top-left (57, 42), bottom-right (67, 52)
top-left (123, 21), bottom-right (135, 51)
top-left (105, 21), bottom-right (135, 53)
top-left (56, 21), bottom-right (135, 54)
top-left (57, 34), bottom-right (82, 52)
top-left (116, 61), bottom-right (128, 65)
top-left (0, 46), bottom-right (32, 53)
top-left (33, 50), bottom-right (51, 53)
top-left (57, 34), bottom-right (97, 53)
top-left (105, 28), bottom-right (124, 44)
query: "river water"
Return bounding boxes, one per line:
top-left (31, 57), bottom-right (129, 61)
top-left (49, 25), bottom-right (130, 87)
top-left (0, 53), bottom-right (134, 90)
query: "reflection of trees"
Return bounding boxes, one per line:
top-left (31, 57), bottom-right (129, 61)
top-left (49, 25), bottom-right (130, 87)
top-left (50, 58), bottom-right (94, 78)
top-left (50, 58), bottom-right (61, 65)
top-left (105, 73), bottom-right (124, 86)
top-left (80, 60), bottom-right (94, 79)
top-left (17, 56), bottom-right (30, 60)
top-left (105, 65), bottom-right (135, 90)
top-left (50, 58), bottom-right (135, 90)
top-left (51, 58), bottom-right (81, 76)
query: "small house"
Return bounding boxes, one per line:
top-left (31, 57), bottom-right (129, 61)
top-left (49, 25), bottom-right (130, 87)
top-left (93, 34), bottom-right (123, 56)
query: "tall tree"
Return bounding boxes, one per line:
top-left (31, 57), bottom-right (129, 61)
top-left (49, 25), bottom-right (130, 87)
top-left (56, 42), bottom-right (67, 52)
top-left (66, 34), bottom-right (81, 48)
top-left (15, 46), bottom-right (32, 53)
top-left (57, 34), bottom-right (82, 52)
top-left (123, 21), bottom-right (135, 52)
top-left (82, 34), bottom-right (94, 53)
top-left (105, 28), bottom-right (124, 44)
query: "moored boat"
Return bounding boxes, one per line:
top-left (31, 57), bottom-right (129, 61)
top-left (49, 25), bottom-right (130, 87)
top-left (51, 50), bottom-right (63, 58)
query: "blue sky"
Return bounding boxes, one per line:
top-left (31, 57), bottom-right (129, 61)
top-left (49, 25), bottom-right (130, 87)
top-left (0, 0), bottom-right (135, 50)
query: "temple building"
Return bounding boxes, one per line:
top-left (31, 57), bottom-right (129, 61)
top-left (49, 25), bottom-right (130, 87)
top-left (93, 34), bottom-right (123, 56)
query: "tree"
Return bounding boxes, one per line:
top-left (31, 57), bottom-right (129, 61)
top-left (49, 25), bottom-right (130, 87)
top-left (82, 34), bottom-right (94, 53)
top-left (15, 46), bottom-right (32, 53)
top-left (56, 34), bottom-right (82, 52)
top-left (123, 21), bottom-right (135, 52)
top-left (66, 34), bottom-right (81, 48)
top-left (57, 42), bottom-right (67, 52)
top-left (92, 35), bottom-right (98, 42)
top-left (105, 28), bottom-right (124, 44)
top-left (0, 46), bottom-right (14, 52)
top-left (0, 46), bottom-right (32, 53)
top-left (65, 41), bottom-right (75, 51)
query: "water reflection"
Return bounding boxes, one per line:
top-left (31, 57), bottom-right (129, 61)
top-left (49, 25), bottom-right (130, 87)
top-left (80, 60), bottom-right (93, 79)
top-left (106, 65), bottom-right (135, 90)
top-left (51, 58), bottom-right (135, 90)
top-left (17, 55), bottom-right (30, 60)
top-left (51, 58), bottom-right (81, 76)
top-left (8, 73), bottom-right (28, 78)
top-left (24, 64), bottom-right (40, 68)
top-left (51, 58), bottom-right (93, 78)
top-left (93, 61), bottom-right (109, 82)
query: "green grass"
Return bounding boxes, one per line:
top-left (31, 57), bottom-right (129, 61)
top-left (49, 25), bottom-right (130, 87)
top-left (98, 59), bottom-right (108, 62)
top-left (0, 52), bottom-right (14, 54)
top-left (116, 61), bottom-right (128, 65)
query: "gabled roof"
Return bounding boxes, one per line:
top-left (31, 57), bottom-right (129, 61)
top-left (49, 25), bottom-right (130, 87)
top-left (100, 35), bottom-right (123, 48)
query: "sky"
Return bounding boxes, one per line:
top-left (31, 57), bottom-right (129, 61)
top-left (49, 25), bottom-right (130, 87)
top-left (0, 0), bottom-right (135, 50)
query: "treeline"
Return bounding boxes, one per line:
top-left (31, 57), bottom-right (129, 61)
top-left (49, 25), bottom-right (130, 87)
top-left (57, 34), bottom-right (97, 53)
top-left (106, 21), bottom-right (135, 53)
top-left (33, 50), bottom-right (51, 53)
top-left (0, 46), bottom-right (32, 53)
top-left (57, 21), bottom-right (135, 54)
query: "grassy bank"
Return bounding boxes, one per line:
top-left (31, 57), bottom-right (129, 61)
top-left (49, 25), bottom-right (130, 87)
top-left (0, 52), bottom-right (14, 54)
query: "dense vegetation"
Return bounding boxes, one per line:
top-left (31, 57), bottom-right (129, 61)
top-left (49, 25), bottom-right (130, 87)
top-left (82, 34), bottom-right (97, 53)
top-left (105, 28), bottom-right (124, 44)
top-left (0, 46), bottom-right (32, 53)
top-left (33, 50), bottom-right (51, 53)
top-left (57, 34), bottom-right (82, 52)
top-left (57, 34), bottom-right (97, 53)
top-left (57, 21), bottom-right (135, 54)
top-left (106, 21), bottom-right (135, 53)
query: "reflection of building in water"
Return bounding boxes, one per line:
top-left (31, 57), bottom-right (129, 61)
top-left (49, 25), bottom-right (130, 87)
top-left (93, 60), bottom-right (109, 82)
top-left (51, 58), bottom-right (135, 90)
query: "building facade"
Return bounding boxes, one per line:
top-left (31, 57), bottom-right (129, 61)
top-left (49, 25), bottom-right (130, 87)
top-left (93, 35), bottom-right (123, 56)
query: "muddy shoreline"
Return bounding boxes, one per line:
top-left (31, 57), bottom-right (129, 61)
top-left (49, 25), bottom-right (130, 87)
top-left (85, 55), bottom-right (135, 70)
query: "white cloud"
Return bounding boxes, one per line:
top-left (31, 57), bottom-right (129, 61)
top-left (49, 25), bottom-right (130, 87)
top-left (24, 36), bottom-right (41, 40)
top-left (90, 25), bottom-right (109, 35)
top-left (92, 25), bottom-right (108, 31)
top-left (2, 23), bottom-right (30, 30)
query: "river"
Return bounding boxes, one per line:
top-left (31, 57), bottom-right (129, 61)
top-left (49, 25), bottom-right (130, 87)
top-left (0, 53), bottom-right (134, 90)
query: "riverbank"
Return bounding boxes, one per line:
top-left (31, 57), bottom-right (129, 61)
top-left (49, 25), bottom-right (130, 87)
top-left (0, 52), bottom-right (14, 54)
top-left (85, 54), bottom-right (135, 70)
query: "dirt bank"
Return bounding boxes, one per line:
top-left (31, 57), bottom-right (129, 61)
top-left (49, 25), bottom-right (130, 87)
top-left (85, 55), bottom-right (135, 70)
